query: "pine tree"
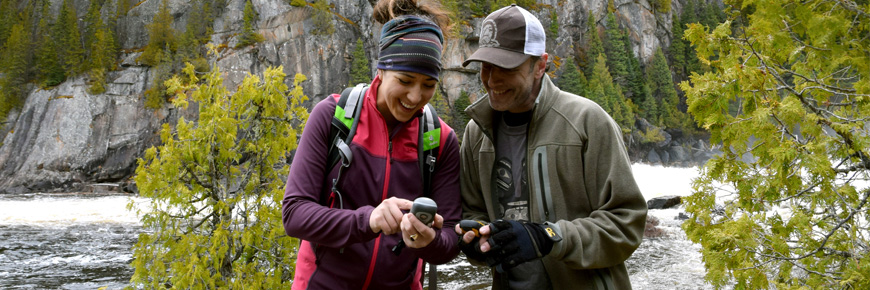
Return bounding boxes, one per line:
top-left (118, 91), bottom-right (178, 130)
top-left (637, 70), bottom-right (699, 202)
top-left (647, 47), bottom-right (682, 130)
top-left (311, 0), bottom-right (335, 36)
top-left (556, 57), bottom-right (587, 98)
top-left (130, 63), bottom-right (307, 288)
top-left (348, 38), bottom-right (371, 86)
top-left (140, 0), bottom-right (176, 66)
top-left (682, 1), bottom-right (870, 288)
top-left (668, 15), bottom-right (686, 80)
top-left (0, 0), bottom-right (14, 52)
top-left (35, 0), bottom-right (64, 87)
top-left (56, 0), bottom-right (86, 75)
top-left (236, 0), bottom-right (264, 48)
top-left (603, 13), bottom-right (628, 87)
top-left (680, 0), bottom-right (701, 75)
top-left (0, 23), bottom-right (32, 121)
top-left (583, 14), bottom-right (604, 78)
top-left (88, 24), bottom-right (116, 94)
top-left (450, 90), bottom-right (471, 141)
top-left (83, 0), bottom-right (104, 57)
top-left (621, 29), bottom-right (644, 103)
top-left (589, 53), bottom-right (633, 132)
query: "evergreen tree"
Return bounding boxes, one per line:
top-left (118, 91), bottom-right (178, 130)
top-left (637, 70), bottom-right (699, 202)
top-left (140, 0), bottom-right (176, 66)
top-left (0, 0), bottom-right (14, 52)
top-left (680, 0), bottom-right (702, 75)
top-left (556, 57), bottom-right (587, 98)
top-left (88, 24), bottom-right (116, 94)
top-left (311, 0), bottom-right (335, 36)
top-left (450, 90), bottom-right (471, 141)
top-left (589, 54), bottom-right (632, 132)
top-left (639, 83), bottom-right (659, 125)
top-left (682, 1), bottom-right (870, 288)
top-left (668, 15), bottom-right (686, 79)
top-left (83, 0), bottom-right (105, 57)
top-left (130, 63), bottom-right (306, 288)
top-left (603, 13), bottom-right (628, 88)
top-left (647, 47), bottom-right (683, 129)
top-left (621, 29), bottom-right (644, 103)
top-left (236, 0), bottom-right (264, 48)
top-left (583, 14), bottom-right (604, 78)
top-left (0, 23), bottom-right (32, 121)
top-left (56, 0), bottom-right (86, 75)
top-left (35, 0), bottom-right (64, 87)
top-left (348, 38), bottom-right (371, 86)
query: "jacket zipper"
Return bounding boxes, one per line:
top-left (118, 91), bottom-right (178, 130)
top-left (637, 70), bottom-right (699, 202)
top-left (362, 133), bottom-right (393, 289)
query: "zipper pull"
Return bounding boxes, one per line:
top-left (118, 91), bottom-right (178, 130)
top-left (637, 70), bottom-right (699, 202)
top-left (388, 141), bottom-right (393, 163)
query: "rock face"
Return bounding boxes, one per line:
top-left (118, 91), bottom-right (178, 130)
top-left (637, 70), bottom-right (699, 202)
top-left (0, 0), bottom-right (716, 193)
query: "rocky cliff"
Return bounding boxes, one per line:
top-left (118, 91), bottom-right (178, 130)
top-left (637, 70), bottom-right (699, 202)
top-left (0, 0), bottom-right (717, 194)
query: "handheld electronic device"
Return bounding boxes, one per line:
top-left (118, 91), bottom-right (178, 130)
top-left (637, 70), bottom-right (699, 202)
top-left (411, 197), bottom-right (437, 226)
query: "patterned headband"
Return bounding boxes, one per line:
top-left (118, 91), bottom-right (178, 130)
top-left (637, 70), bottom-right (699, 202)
top-left (377, 15), bottom-right (444, 79)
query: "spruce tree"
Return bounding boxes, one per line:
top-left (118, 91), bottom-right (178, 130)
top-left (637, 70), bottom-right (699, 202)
top-left (647, 47), bottom-right (682, 130)
top-left (88, 24), bottom-right (116, 94)
top-left (680, 0), bottom-right (701, 75)
top-left (668, 15), bottom-right (686, 80)
top-left (56, 0), bottom-right (86, 75)
top-left (140, 0), bottom-right (176, 66)
top-left (311, 0), bottom-right (335, 36)
top-left (603, 13), bottom-right (628, 87)
top-left (236, 0), bottom-right (264, 48)
top-left (556, 57), bottom-right (587, 98)
top-left (0, 23), bottom-right (31, 121)
top-left (348, 38), bottom-right (371, 86)
top-left (35, 0), bottom-right (64, 87)
top-left (583, 14), bottom-right (603, 78)
top-left (589, 53), bottom-right (632, 132)
top-left (621, 30), bottom-right (644, 103)
top-left (0, 0), bottom-right (14, 52)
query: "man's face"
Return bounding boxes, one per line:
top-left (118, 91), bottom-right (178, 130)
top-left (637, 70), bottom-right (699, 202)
top-left (480, 55), bottom-right (545, 113)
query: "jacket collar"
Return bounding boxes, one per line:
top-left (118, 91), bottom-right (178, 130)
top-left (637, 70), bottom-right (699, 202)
top-left (465, 74), bottom-right (559, 136)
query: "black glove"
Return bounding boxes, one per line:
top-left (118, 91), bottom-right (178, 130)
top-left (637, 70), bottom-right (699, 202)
top-left (458, 236), bottom-right (491, 264)
top-left (487, 219), bottom-right (562, 272)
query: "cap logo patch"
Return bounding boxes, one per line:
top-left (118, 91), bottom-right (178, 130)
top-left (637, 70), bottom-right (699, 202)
top-left (479, 19), bottom-right (499, 48)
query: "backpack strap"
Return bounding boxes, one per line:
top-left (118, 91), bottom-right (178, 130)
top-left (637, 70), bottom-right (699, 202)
top-left (325, 83), bottom-right (367, 209)
top-left (418, 103), bottom-right (441, 198)
top-left (418, 104), bottom-right (442, 290)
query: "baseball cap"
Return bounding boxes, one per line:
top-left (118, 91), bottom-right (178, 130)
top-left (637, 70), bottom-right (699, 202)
top-left (462, 4), bottom-right (546, 69)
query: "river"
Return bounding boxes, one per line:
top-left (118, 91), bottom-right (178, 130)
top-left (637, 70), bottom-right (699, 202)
top-left (0, 164), bottom-right (713, 289)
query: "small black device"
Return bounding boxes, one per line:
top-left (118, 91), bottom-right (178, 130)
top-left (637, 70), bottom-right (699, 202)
top-left (392, 197), bottom-right (438, 255)
top-left (459, 220), bottom-right (487, 237)
top-left (411, 197), bottom-right (437, 226)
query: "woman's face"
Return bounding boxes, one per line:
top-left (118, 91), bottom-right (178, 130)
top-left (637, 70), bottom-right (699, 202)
top-left (376, 70), bottom-right (438, 125)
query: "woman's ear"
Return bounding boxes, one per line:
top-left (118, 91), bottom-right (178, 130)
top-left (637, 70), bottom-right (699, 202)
top-left (376, 69), bottom-right (384, 80)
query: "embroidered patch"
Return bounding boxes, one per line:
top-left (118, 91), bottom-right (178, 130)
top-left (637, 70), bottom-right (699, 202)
top-left (479, 19), bottom-right (499, 48)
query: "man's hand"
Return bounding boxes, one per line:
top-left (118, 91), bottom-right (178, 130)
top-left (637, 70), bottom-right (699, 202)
top-left (486, 219), bottom-right (561, 271)
top-left (455, 221), bottom-right (491, 263)
top-left (369, 197), bottom-right (413, 235)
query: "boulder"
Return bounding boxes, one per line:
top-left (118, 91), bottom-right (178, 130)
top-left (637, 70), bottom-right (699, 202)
top-left (647, 195), bottom-right (682, 209)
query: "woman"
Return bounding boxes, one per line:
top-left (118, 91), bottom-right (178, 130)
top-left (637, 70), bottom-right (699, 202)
top-left (281, 0), bottom-right (459, 288)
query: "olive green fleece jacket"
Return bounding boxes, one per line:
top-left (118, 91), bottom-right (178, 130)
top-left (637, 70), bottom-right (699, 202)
top-left (460, 74), bottom-right (647, 290)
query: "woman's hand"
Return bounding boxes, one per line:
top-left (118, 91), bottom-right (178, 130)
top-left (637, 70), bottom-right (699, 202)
top-left (401, 212), bottom-right (444, 248)
top-left (369, 197), bottom-right (413, 235)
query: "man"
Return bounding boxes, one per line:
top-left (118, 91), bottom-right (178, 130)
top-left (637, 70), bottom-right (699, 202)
top-left (455, 4), bottom-right (648, 289)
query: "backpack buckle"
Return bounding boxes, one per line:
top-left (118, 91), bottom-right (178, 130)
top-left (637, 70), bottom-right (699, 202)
top-left (426, 155), bottom-right (436, 172)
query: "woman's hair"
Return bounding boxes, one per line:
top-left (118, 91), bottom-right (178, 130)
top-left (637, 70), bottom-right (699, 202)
top-left (372, 0), bottom-right (450, 31)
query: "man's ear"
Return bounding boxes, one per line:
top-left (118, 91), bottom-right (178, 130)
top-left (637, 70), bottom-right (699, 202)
top-left (536, 53), bottom-right (549, 79)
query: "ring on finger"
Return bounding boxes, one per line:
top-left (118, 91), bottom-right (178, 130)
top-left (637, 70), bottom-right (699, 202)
top-left (409, 234), bottom-right (418, 241)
